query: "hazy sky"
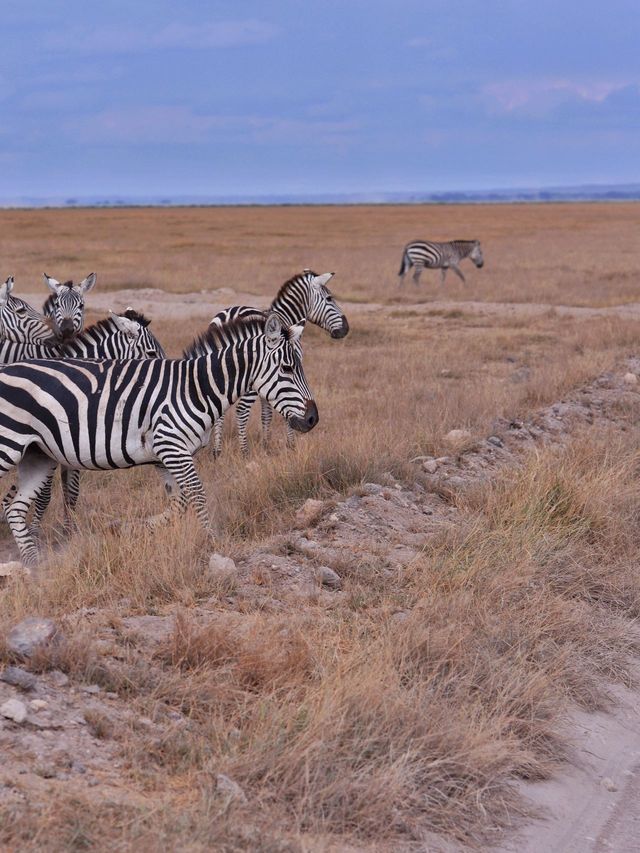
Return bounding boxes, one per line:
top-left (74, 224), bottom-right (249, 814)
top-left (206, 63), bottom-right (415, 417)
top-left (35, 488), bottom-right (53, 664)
top-left (2, 1), bottom-right (639, 198)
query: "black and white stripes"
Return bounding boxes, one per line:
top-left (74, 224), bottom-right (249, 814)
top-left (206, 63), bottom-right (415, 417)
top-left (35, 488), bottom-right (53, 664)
top-left (0, 277), bottom-right (58, 364)
top-left (42, 272), bottom-right (96, 340)
top-left (398, 240), bottom-right (484, 284)
top-left (0, 312), bottom-right (316, 566)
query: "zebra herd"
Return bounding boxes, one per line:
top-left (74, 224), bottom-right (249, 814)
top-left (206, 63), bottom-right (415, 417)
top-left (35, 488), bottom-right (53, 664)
top-left (0, 236), bottom-right (480, 570)
top-left (0, 269), bottom-right (344, 568)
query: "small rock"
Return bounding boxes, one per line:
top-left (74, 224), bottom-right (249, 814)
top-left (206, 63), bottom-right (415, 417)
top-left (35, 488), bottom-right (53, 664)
top-left (6, 617), bottom-right (59, 659)
top-left (49, 670), bottom-right (69, 688)
top-left (29, 699), bottom-right (48, 711)
top-left (392, 611), bottom-right (409, 623)
top-left (444, 429), bottom-right (472, 444)
top-left (0, 666), bottom-right (37, 691)
top-left (317, 566), bottom-right (342, 590)
top-left (216, 773), bottom-right (247, 804)
top-left (208, 553), bottom-right (237, 581)
top-left (487, 435), bottom-right (504, 448)
top-left (362, 483), bottom-right (381, 495)
top-left (436, 457), bottom-right (449, 465)
top-left (601, 777), bottom-right (618, 792)
top-left (80, 684), bottom-right (100, 695)
top-left (623, 372), bottom-right (638, 386)
top-left (0, 561), bottom-right (26, 578)
top-left (294, 498), bottom-right (325, 528)
top-left (422, 458), bottom-right (438, 474)
top-left (0, 698), bottom-right (28, 724)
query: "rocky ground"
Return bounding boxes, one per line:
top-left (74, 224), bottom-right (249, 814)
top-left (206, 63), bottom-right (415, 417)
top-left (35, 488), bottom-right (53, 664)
top-left (2, 353), bottom-right (640, 849)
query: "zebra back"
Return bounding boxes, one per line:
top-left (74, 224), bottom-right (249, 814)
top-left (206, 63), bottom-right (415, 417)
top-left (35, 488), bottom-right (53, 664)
top-left (61, 310), bottom-right (166, 359)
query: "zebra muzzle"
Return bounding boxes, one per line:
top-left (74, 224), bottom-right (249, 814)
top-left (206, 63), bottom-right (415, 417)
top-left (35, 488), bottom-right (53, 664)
top-left (289, 400), bottom-right (319, 433)
top-left (330, 318), bottom-right (350, 339)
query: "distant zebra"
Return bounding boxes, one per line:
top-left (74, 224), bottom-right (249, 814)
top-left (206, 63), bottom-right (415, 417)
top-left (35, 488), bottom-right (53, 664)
top-left (0, 277), bottom-right (58, 363)
top-left (206, 269), bottom-right (348, 455)
top-left (42, 272), bottom-right (96, 340)
top-left (1, 309), bottom-right (167, 535)
top-left (398, 240), bottom-right (484, 284)
top-left (0, 313), bottom-right (315, 566)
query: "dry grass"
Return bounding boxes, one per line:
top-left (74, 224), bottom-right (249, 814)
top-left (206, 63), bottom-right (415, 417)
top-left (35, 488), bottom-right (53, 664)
top-left (1, 203), bottom-right (640, 849)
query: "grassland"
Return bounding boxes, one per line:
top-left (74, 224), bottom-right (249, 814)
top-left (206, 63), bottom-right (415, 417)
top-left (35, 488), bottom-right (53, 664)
top-left (0, 202), bottom-right (640, 851)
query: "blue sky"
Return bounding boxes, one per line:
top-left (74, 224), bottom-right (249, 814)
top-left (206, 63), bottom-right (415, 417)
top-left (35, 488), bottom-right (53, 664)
top-left (2, 1), bottom-right (639, 198)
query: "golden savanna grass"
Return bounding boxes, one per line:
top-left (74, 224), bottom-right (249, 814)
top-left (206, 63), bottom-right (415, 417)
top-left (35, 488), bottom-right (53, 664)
top-left (1, 203), bottom-right (640, 849)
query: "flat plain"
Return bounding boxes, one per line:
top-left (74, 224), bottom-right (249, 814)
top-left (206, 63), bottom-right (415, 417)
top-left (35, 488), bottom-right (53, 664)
top-left (1, 202), bottom-right (640, 852)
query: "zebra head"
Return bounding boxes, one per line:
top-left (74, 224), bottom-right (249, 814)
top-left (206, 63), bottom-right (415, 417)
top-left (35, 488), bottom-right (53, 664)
top-left (0, 276), bottom-right (56, 345)
top-left (43, 272), bottom-right (96, 340)
top-left (469, 241), bottom-right (484, 268)
top-left (303, 270), bottom-right (350, 339)
top-left (108, 308), bottom-right (167, 358)
top-left (254, 313), bottom-right (318, 433)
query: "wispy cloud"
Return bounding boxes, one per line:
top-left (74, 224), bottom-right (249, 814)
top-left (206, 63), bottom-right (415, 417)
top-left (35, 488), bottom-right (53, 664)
top-left (43, 19), bottom-right (280, 53)
top-left (483, 78), bottom-right (637, 115)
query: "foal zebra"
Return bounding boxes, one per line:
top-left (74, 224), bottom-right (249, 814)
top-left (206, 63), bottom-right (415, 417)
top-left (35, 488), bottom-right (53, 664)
top-left (398, 240), bottom-right (484, 284)
top-left (207, 269), bottom-right (348, 455)
top-left (43, 272), bottom-right (96, 340)
top-left (1, 309), bottom-right (167, 533)
top-left (0, 277), bottom-right (58, 363)
top-left (0, 313), bottom-right (315, 567)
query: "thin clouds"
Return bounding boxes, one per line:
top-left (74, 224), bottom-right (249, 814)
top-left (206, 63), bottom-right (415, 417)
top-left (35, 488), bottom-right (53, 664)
top-left (43, 19), bottom-right (280, 53)
top-left (483, 79), bottom-right (639, 116)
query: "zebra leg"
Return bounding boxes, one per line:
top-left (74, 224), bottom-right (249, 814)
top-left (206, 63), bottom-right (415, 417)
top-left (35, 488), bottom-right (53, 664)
top-left (412, 264), bottom-right (424, 284)
top-left (260, 397), bottom-right (274, 448)
top-left (212, 414), bottom-right (224, 458)
top-left (1, 485), bottom-right (17, 522)
top-left (451, 264), bottom-right (466, 283)
top-left (440, 267), bottom-right (448, 284)
top-left (285, 419), bottom-right (295, 450)
top-left (6, 449), bottom-right (57, 568)
top-left (150, 448), bottom-right (210, 532)
top-left (30, 471), bottom-right (55, 536)
top-left (236, 394), bottom-right (257, 456)
top-left (61, 468), bottom-right (81, 533)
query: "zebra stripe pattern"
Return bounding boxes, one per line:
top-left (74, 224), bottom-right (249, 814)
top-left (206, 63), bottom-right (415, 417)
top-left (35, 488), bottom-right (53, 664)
top-left (0, 277), bottom-right (58, 364)
top-left (206, 269), bottom-right (348, 455)
top-left (398, 240), bottom-right (484, 284)
top-left (0, 313), bottom-right (315, 566)
top-left (42, 272), bottom-right (96, 341)
top-left (1, 309), bottom-right (167, 532)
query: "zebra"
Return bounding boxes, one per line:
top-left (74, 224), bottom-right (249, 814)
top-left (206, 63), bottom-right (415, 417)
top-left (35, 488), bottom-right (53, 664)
top-left (1, 308), bottom-right (166, 534)
top-left (0, 312), bottom-right (316, 567)
top-left (43, 272), bottom-right (96, 340)
top-left (0, 276), bottom-right (59, 363)
top-left (398, 240), bottom-right (484, 285)
top-left (206, 269), bottom-right (348, 456)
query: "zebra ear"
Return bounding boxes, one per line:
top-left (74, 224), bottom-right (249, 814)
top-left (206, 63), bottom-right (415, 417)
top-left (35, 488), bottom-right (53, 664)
top-left (109, 311), bottom-right (140, 338)
top-left (265, 313), bottom-right (284, 349)
top-left (288, 321), bottom-right (306, 345)
top-left (43, 273), bottom-right (61, 294)
top-left (79, 272), bottom-right (97, 294)
top-left (0, 276), bottom-right (14, 304)
top-left (311, 272), bottom-right (334, 289)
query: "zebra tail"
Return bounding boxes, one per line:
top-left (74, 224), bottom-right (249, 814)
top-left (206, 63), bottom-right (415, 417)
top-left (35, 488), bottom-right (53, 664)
top-left (398, 251), bottom-right (410, 277)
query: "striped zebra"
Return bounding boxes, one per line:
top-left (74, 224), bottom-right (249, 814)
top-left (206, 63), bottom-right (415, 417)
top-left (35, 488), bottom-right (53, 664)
top-left (0, 308), bottom-right (167, 534)
top-left (43, 272), bottom-right (96, 340)
top-left (0, 277), bottom-right (58, 363)
top-left (398, 240), bottom-right (484, 285)
top-left (207, 269), bottom-right (348, 456)
top-left (0, 313), bottom-right (315, 567)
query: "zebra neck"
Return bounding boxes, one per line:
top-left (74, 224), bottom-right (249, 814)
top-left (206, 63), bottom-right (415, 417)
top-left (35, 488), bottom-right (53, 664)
top-left (270, 289), bottom-right (307, 326)
top-left (197, 339), bottom-right (258, 416)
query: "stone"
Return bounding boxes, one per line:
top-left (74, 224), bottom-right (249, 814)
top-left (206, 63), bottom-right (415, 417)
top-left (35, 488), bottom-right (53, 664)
top-left (6, 617), bottom-right (59, 659)
top-left (29, 699), bottom-right (48, 711)
top-left (422, 458), bottom-right (438, 474)
top-left (0, 698), bottom-right (27, 724)
top-left (362, 483), bottom-right (381, 495)
top-left (80, 684), bottom-right (100, 695)
top-left (317, 566), bottom-right (342, 590)
top-left (49, 670), bottom-right (69, 688)
top-left (601, 777), bottom-right (618, 792)
top-left (216, 773), bottom-right (247, 804)
top-left (295, 498), bottom-right (325, 527)
top-left (623, 372), bottom-right (638, 386)
top-left (208, 553), bottom-right (237, 581)
top-left (0, 666), bottom-right (36, 691)
top-left (444, 429), bottom-right (472, 445)
top-left (0, 561), bottom-right (26, 578)
top-left (487, 435), bottom-right (504, 448)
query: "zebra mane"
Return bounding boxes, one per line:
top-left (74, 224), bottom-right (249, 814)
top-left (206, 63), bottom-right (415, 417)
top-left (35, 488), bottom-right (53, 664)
top-left (183, 314), bottom-right (268, 359)
top-left (272, 270), bottom-right (316, 305)
top-left (122, 308), bottom-right (151, 327)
